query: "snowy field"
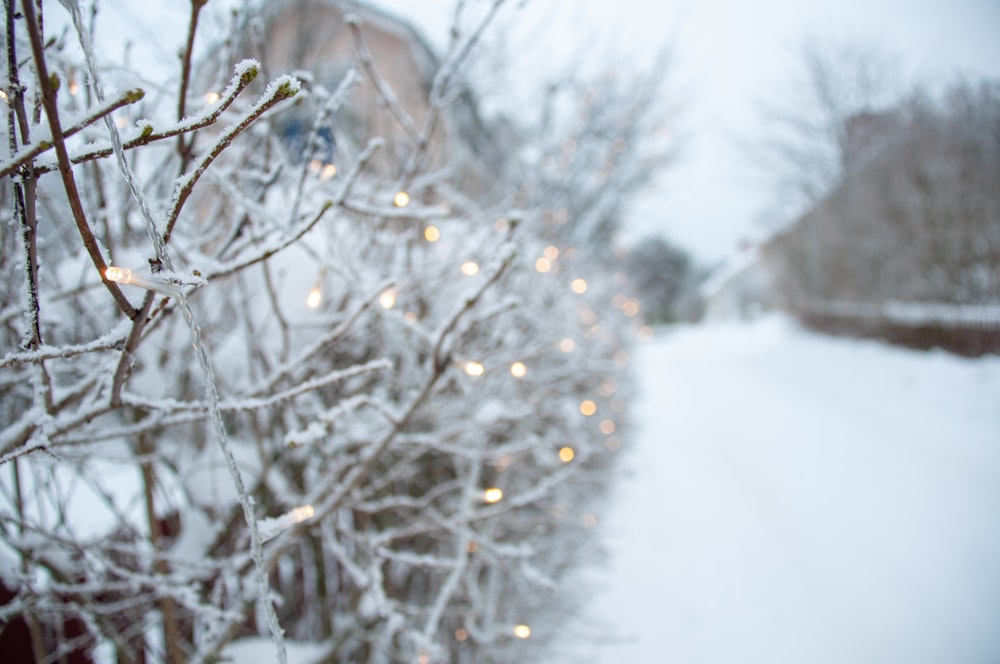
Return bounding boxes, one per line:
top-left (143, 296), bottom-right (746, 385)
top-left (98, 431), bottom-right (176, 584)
top-left (565, 315), bottom-right (1000, 664)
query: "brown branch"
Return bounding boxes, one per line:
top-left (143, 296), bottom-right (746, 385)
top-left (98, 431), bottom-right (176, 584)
top-left (177, 0), bottom-right (208, 169)
top-left (20, 0), bottom-right (137, 320)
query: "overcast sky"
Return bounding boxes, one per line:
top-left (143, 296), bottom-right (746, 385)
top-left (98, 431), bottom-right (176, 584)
top-left (96, 0), bottom-right (1000, 265)
top-left (373, 0), bottom-right (1000, 264)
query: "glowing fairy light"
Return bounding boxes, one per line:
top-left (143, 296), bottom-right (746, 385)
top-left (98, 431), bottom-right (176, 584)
top-left (579, 400), bottom-right (597, 416)
top-left (464, 361), bottom-right (485, 377)
top-left (205, 91), bottom-right (220, 105)
top-left (306, 285), bottom-right (322, 309)
top-left (558, 446), bottom-right (575, 463)
top-left (424, 225), bottom-right (440, 242)
top-left (418, 654), bottom-right (430, 664)
top-left (599, 378), bottom-right (618, 397)
top-left (559, 338), bottom-right (575, 352)
top-left (309, 159), bottom-right (323, 173)
top-left (379, 289), bottom-right (397, 309)
top-left (513, 624), bottom-right (531, 639)
top-left (600, 419), bottom-right (616, 435)
top-left (461, 261), bottom-right (479, 276)
top-left (455, 628), bottom-right (469, 642)
top-left (544, 245), bottom-right (559, 261)
top-left (289, 504), bottom-right (315, 523)
top-left (622, 298), bottom-right (641, 318)
top-left (0, 89), bottom-right (8, 104)
top-left (320, 163), bottom-right (337, 180)
top-left (535, 257), bottom-right (552, 273)
top-left (466, 540), bottom-right (479, 553)
top-left (105, 265), bottom-right (188, 297)
top-left (68, 79), bottom-right (80, 96)
top-left (393, 191), bottom-right (410, 207)
top-left (483, 487), bottom-right (503, 504)
top-left (509, 362), bottom-right (527, 378)
top-left (115, 114), bottom-right (128, 128)
top-left (258, 504), bottom-right (315, 542)
top-left (571, 278), bottom-right (588, 294)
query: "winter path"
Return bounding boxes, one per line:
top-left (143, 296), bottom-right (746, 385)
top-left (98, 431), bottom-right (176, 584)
top-left (563, 316), bottom-right (1000, 664)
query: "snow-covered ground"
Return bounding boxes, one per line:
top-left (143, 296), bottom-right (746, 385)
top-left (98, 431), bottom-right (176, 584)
top-left (566, 315), bottom-right (1000, 663)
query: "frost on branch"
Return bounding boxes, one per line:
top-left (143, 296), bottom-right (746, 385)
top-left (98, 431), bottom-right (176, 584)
top-left (0, 1), bottom-right (672, 662)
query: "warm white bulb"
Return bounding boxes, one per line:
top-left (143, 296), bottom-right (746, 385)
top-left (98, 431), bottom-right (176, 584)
top-left (393, 191), bottom-right (410, 207)
top-left (105, 266), bottom-right (133, 284)
top-left (510, 362), bottom-right (527, 378)
top-left (461, 261), bottom-right (479, 276)
top-left (464, 361), bottom-right (485, 377)
top-left (483, 487), bottom-right (503, 503)
top-left (306, 286), bottom-right (322, 309)
top-left (379, 289), bottom-right (397, 310)
top-left (513, 624), bottom-right (531, 639)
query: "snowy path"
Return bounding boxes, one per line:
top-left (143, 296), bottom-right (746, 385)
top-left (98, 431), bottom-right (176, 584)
top-left (570, 317), bottom-right (1000, 664)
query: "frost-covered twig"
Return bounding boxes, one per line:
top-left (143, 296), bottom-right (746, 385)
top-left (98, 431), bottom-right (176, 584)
top-left (164, 75), bottom-right (301, 244)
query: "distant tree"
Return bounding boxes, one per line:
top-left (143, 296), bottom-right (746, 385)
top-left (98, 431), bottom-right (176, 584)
top-left (763, 80), bottom-right (1000, 320)
top-left (0, 0), bottom-right (674, 662)
top-left (623, 236), bottom-right (696, 323)
top-left (752, 32), bottom-right (906, 215)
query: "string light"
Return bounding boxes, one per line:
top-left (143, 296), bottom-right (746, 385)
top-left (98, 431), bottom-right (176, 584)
top-left (558, 446), bottom-right (575, 463)
top-left (455, 629), bottom-right (469, 642)
top-left (259, 504), bottom-right (315, 541)
top-left (460, 261), bottom-right (479, 276)
top-left (535, 257), bottom-right (552, 273)
top-left (544, 246), bottom-right (559, 261)
top-left (513, 624), bottom-right (531, 639)
top-left (579, 400), bottom-right (596, 416)
top-left (464, 361), bottom-right (485, 377)
top-left (483, 487), bottom-right (503, 504)
top-left (466, 540), bottom-right (479, 553)
top-left (105, 266), bottom-right (186, 297)
top-left (68, 79), bottom-right (80, 96)
top-left (320, 163), bottom-right (336, 180)
top-left (424, 225), bottom-right (440, 242)
top-left (559, 338), bottom-right (575, 352)
top-left (379, 289), bottom-right (397, 309)
top-left (0, 89), bottom-right (8, 104)
top-left (599, 378), bottom-right (618, 397)
top-left (306, 285), bottom-right (322, 309)
top-left (571, 278), bottom-right (588, 294)
top-left (418, 654), bottom-right (430, 664)
top-left (600, 419), bottom-right (616, 435)
top-left (393, 191), bottom-right (410, 207)
top-left (622, 298), bottom-right (641, 318)
top-left (510, 362), bottom-right (526, 378)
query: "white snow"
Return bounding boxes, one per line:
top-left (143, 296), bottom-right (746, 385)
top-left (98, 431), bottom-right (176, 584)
top-left (568, 315), bottom-right (1000, 664)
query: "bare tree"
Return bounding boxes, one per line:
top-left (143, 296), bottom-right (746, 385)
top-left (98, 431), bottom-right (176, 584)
top-left (0, 1), bottom-right (673, 662)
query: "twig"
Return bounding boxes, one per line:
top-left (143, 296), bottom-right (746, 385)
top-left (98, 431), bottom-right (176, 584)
top-left (164, 76), bottom-right (301, 244)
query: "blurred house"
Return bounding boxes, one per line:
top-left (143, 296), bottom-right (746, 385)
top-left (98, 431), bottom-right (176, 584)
top-left (700, 241), bottom-right (774, 321)
top-left (757, 89), bottom-right (1000, 355)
